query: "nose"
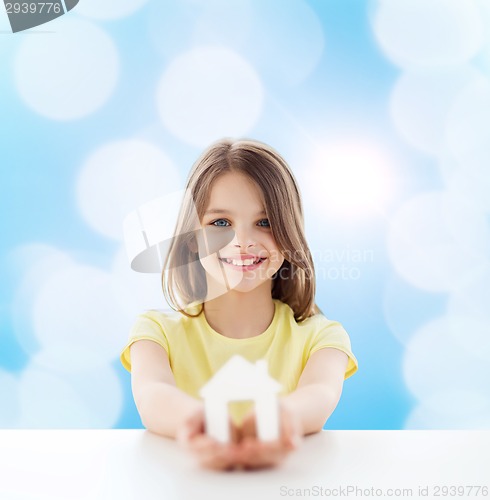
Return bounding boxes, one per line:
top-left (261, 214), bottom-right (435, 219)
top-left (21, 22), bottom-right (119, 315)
top-left (232, 226), bottom-right (256, 250)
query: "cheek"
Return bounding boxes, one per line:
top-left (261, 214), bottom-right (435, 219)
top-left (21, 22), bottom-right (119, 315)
top-left (196, 226), bottom-right (235, 258)
top-left (267, 235), bottom-right (282, 254)
top-left (267, 247), bottom-right (285, 268)
top-left (199, 254), bottom-right (243, 288)
top-left (200, 253), bottom-right (217, 267)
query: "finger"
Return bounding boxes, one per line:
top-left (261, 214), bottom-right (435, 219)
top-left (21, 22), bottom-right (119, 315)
top-left (200, 453), bottom-right (236, 471)
top-left (187, 436), bottom-right (223, 467)
top-left (178, 412), bottom-right (205, 445)
top-left (242, 413), bottom-right (257, 435)
top-left (241, 433), bottom-right (298, 470)
top-left (177, 425), bottom-right (200, 447)
top-left (192, 439), bottom-right (239, 471)
top-left (230, 420), bottom-right (241, 443)
top-left (188, 434), bottom-right (218, 454)
top-left (241, 450), bottom-right (280, 470)
top-left (188, 412), bottom-right (205, 436)
top-left (237, 438), bottom-right (281, 470)
top-left (207, 445), bottom-right (240, 471)
top-left (282, 420), bottom-right (302, 450)
top-left (188, 435), bottom-right (237, 460)
top-left (279, 407), bottom-right (302, 449)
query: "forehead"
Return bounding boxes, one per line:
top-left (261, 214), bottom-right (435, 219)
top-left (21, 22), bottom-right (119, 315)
top-left (206, 172), bottom-right (265, 211)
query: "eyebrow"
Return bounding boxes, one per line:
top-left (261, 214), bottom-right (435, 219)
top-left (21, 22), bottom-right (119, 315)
top-left (204, 209), bottom-right (266, 216)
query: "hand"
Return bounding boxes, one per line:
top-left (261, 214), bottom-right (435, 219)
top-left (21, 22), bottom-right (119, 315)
top-left (234, 398), bottom-right (303, 470)
top-left (176, 403), bottom-right (241, 471)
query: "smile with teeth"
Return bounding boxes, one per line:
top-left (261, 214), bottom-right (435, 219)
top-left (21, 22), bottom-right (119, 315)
top-left (219, 257), bottom-right (265, 266)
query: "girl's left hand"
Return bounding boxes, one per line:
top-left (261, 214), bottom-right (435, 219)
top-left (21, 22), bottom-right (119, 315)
top-left (176, 403), bottom-right (241, 471)
top-left (235, 399), bottom-right (303, 470)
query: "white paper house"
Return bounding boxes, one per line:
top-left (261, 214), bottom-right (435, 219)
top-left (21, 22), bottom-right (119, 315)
top-left (199, 355), bottom-right (283, 443)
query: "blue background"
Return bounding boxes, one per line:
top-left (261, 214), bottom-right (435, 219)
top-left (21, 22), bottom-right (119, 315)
top-left (1, 0), bottom-right (489, 430)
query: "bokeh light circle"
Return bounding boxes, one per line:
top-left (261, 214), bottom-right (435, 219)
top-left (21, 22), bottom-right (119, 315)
top-left (74, 0), bottom-right (150, 20)
top-left (76, 140), bottom-right (181, 240)
top-left (447, 266), bottom-right (490, 362)
top-left (383, 272), bottom-right (446, 346)
top-left (156, 46), bottom-right (264, 147)
top-left (148, 0), bottom-right (324, 87)
top-left (9, 244), bottom-right (75, 356)
top-left (148, 0), bottom-right (252, 60)
top-left (372, 0), bottom-right (484, 69)
top-left (0, 370), bottom-right (20, 427)
top-left (17, 364), bottom-right (122, 428)
top-left (110, 246), bottom-right (169, 318)
top-left (447, 265), bottom-right (490, 323)
top-left (14, 17), bottom-right (119, 120)
top-left (387, 191), bottom-right (490, 292)
top-left (247, 0), bottom-right (325, 86)
top-left (405, 390), bottom-right (490, 429)
top-left (403, 316), bottom-right (490, 402)
top-left (390, 66), bottom-right (480, 155)
top-left (32, 264), bottom-right (133, 363)
top-left (300, 140), bottom-right (395, 217)
top-left (440, 146), bottom-right (490, 214)
top-left (445, 75), bottom-right (490, 160)
top-left (17, 367), bottom-right (93, 428)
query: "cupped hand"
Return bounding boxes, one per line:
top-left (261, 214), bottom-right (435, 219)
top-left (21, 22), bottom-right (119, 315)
top-left (176, 404), bottom-right (241, 471)
top-left (177, 399), bottom-right (303, 471)
top-left (234, 398), bottom-right (303, 470)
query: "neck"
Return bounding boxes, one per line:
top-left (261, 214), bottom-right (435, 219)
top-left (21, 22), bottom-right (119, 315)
top-left (203, 284), bottom-right (276, 339)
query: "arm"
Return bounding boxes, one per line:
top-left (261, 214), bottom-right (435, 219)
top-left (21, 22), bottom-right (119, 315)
top-left (131, 340), bottom-right (242, 470)
top-left (281, 347), bottom-right (349, 435)
top-left (130, 340), bottom-right (202, 439)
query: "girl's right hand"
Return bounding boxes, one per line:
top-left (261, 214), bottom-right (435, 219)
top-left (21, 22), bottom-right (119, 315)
top-left (176, 404), bottom-right (241, 471)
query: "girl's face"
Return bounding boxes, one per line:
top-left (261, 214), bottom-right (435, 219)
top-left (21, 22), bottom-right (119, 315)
top-left (198, 171), bottom-right (285, 296)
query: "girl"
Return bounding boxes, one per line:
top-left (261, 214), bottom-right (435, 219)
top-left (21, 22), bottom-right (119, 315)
top-left (120, 138), bottom-right (358, 470)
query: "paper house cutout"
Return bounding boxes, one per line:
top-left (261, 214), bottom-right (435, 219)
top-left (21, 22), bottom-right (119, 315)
top-left (199, 355), bottom-right (282, 443)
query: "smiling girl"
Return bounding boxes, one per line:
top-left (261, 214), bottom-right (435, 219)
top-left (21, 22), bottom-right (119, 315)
top-left (120, 138), bottom-right (358, 470)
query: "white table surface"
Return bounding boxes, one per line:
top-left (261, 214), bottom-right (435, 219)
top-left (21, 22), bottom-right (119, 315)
top-left (0, 430), bottom-right (489, 500)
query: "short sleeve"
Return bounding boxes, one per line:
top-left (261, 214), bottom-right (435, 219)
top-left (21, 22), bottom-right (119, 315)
top-left (309, 320), bottom-right (358, 379)
top-left (119, 312), bottom-right (170, 373)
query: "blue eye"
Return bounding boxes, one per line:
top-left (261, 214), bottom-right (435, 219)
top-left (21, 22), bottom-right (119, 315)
top-left (211, 219), bottom-right (230, 227)
top-left (210, 218), bottom-right (270, 228)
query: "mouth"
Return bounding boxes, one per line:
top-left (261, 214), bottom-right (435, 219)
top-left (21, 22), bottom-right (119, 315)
top-left (218, 256), bottom-right (267, 270)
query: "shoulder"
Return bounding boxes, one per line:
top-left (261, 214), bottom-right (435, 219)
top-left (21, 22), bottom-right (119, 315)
top-left (132, 307), bottom-right (198, 334)
top-left (296, 308), bottom-right (342, 335)
top-left (299, 311), bottom-right (359, 379)
top-left (274, 299), bottom-right (339, 331)
top-left (273, 300), bottom-right (340, 342)
top-left (121, 307), bottom-right (200, 372)
top-left (300, 311), bottom-right (351, 344)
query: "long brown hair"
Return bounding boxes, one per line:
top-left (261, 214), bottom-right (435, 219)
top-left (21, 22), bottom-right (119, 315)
top-left (162, 138), bottom-right (322, 322)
